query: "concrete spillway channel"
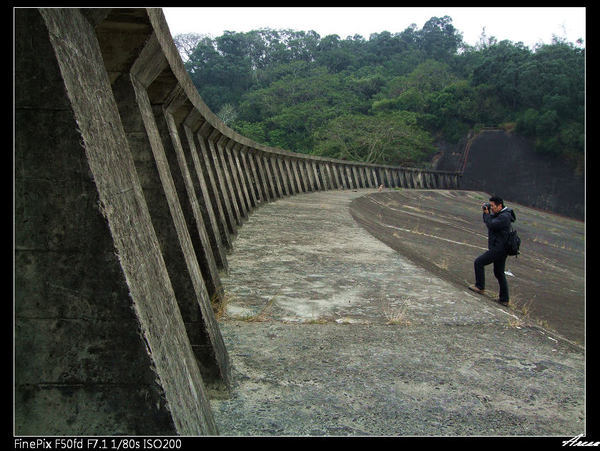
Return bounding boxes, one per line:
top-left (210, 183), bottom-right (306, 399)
top-left (212, 190), bottom-right (584, 436)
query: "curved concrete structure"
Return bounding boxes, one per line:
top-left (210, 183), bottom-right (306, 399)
top-left (211, 190), bottom-right (584, 436)
top-left (14, 8), bottom-right (460, 435)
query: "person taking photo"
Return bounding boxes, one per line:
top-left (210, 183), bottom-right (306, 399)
top-left (469, 195), bottom-right (516, 306)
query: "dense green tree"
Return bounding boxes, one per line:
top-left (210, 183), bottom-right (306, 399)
top-left (313, 111), bottom-right (435, 166)
top-left (470, 40), bottom-right (531, 110)
top-left (184, 35), bottom-right (253, 111)
top-left (177, 15), bottom-right (584, 167)
top-left (417, 16), bottom-right (464, 61)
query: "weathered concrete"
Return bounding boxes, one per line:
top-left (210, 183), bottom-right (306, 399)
top-left (16, 5), bottom-right (586, 439)
top-left (438, 129), bottom-right (584, 220)
top-left (214, 190), bottom-right (584, 436)
top-left (350, 190), bottom-right (585, 346)
top-left (15, 8), bottom-right (212, 435)
top-left (14, 7), bottom-right (461, 435)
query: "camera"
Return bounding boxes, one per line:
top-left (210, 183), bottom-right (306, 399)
top-left (482, 202), bottom-right (491, 211)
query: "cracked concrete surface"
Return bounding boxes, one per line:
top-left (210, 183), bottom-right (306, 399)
top-left (211, 189), bottom-right (584, 437)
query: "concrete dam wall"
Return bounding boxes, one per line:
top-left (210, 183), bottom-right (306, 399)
top-left (14, 8), bottom-right (460, 435)
top-left (438, 129), bottom-right (584, 221)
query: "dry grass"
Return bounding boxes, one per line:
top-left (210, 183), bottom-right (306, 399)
top-left (240, 291), bottom-right (281, 322)
top-left (531, 235), bottom-right (575, 251)
top-left (211, 287), bottom-right (231, 320)
top-left (238, 299), bottom-right (274, 322)
top-left (434, 256), bottom-right (449, 271)
top-left (305, 317), bottom-right (332, 324)
top-left (383, 298), bottom-right (412, 326)
top-left (505, 295), bottom-right (550, 330)
top-left (211, 287), bottom-right (281, 322)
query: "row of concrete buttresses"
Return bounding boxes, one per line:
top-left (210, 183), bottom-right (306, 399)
top-left (14, 8), bottom-right (461, 435)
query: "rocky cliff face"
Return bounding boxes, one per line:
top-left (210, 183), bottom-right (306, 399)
top-left (436, 130), bottom-right (584, 220)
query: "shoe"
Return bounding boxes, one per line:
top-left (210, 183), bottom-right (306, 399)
top-left (468, 285), bottom-right (485, 295)
top-left (495, 299), bottom-right (509, 306)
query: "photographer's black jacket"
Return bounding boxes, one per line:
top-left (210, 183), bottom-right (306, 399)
top-left (483, 207), bottom-right (516, 251)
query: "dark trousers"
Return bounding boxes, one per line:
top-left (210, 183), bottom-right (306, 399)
top-left (474, 248), bottom-right (509, 302)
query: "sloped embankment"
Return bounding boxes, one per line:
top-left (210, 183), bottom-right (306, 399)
top-left (212, 190), bottom-right (584, 436)
top-left (349, 189), bottom-right (585, 345)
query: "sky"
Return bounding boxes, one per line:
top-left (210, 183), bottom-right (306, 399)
top-left (163, 7), bottom-right (585, 50)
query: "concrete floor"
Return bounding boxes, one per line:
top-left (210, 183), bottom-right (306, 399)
top-left (211, 189), bottom-right (585, 437)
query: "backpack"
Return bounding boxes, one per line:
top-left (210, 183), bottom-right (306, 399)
top-left (506, 228), bottom-right (521, 256)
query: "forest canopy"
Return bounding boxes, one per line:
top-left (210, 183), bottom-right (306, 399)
top-left (175, 16), bottom-right (585, 169)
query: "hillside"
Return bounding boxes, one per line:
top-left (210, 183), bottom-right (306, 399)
top-left (175, 17), bottom-right (584, 176)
